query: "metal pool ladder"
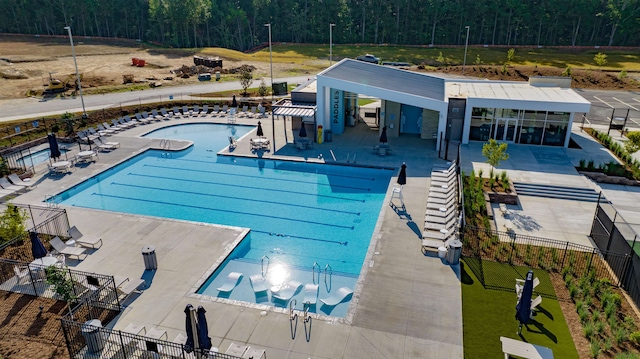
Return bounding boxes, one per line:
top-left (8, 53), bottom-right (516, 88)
top-left (312, 262), bottom-right (321, 284)
top-left (261, 255), bottom-right (270, 277)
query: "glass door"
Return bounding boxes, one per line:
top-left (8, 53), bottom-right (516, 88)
top-left (494, 118), bottom-right (517, 142)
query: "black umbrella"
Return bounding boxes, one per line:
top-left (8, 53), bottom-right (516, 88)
top-left (379, 126), bottom-right (388, 144)
top-left (196, 306), bottom-right (212, 353)
top-left (515, 270), bottom-right (534, 334)
top-left (183, 304), bottom-right (197, 353)
top-left (30, 231), bottom-right (47, 259)
top-left (231, 95), bottom-right (238, 108)
top-left (48, 134), bottom-right (61, 160)
top-left (299, 122), bottom-right (307, 138)
top-left (397, 163), bottom-right (407, 186)
top-left (257, 121), bottom-right (264, 137)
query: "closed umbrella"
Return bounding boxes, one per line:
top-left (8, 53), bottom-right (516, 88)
top-left (48, 134), bottom-right (61, 160)
top-left (30, 231), bottom-right (47, 259)
top-left (515, 270), bottom-right (534, 334)
top-left (183, 304), bottom-right (198, 353)
top-left (397, 163), bottom-right (407, 186)
top-left (196, 306), bottom-right (212, 353)
top-left (231, 95), bottom-right (238, 108)
top-left (379, 126), bottom-right (388, 144)
top-left (256, 121), bottom-right (264, 137)
top-left (299, 122), bottom-right (307, 138)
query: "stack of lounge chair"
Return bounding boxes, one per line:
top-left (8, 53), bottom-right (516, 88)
top-left (422, 161), bottom-right (460, 254)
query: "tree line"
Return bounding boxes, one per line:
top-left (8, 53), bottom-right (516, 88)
top-left (1, 0), bottom-right (638, 50)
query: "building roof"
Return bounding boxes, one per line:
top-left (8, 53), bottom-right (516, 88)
top-left (272, 99), bottom-right (316, 118)
top-left (448, 81), bottom-right (591, 105)
top-left (319, 59), bottom-right (445, 101)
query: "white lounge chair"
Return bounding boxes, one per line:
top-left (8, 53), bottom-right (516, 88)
top-left (319, 287), bottom-right (353, 306)
top-left (173, 106), bottom-right (183, 118)
top-left (0, 177), bottom-right (24, 193)
top-left (217, 272), bottom-right (242, 292)
top-left (303, 283), bottom-right (319, 305)
top-left (192, 105), bottom-right (200, 116)
top-left (183, 106), bottom-right (191, 117)
top-left (200, 104), bottom-right (209, 116)
top-left (273, 280), bottom-right (302, 301)
top-left (160, 108), bottom-right (173, 119)
top-left (530, 295), bottom-right (542, 312)
top-left (95, 137), bottom-right (120, 152)
top-left (249, 274), bottom-right (268, 293)
top-left (117, 278), bottom-right (146, 303)
top-left (50, 236), bottom-right (87, 259)
top-left (8, 174), bottom-right (34, 190)
top-left (68, 226), bottom-right (103, 249)
top-left (14, 265), bottom-right (30, 284)
top-left (211, 104), bottom-right (221, 116)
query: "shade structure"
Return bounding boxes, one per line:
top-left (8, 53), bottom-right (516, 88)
top-left (196, 306), bottom-right (212, 352)
top-left (379, 126), bottom-right (388, 144)
top-left (515, 270), bottom-right (534, 334)
top-left (397, 163), bottom-right (407, 186)
top-left (256, 121), bottom-right (264, 137)
top-left (299, 122), bottom-right (307, 138)
top-left (30, 231), bottom-right (47, 259)
top-left (183, 304), bottom-right (198, 353)
top-left (231, 95), bottom-right (238, 108)
top-left (48, 134), bottom-right (61, 160)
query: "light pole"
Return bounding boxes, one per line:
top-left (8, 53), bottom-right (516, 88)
top-left (462, 25), bottom-right (470, 75)
top-left (330, 23), bottom-right (336, 66)
top-left (64, 26), bottom-right (87, 119)
top-left (264, 23), bottom-right (275, 151)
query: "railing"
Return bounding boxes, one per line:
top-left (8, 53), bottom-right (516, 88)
top-left (159, 138), bottom-right (171, 149)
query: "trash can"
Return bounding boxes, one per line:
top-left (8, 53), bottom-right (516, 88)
top-left (446, 240), bottom-right (463, 265)
top-left (325, 130), bottom-right (332, 142)
top-left (142, 245), bottom-right (157, 270)
top-left (215, 71), bottom-right (221, 81)
top-left (438, 246), bottom-right (447, 259)
top-left (81, 319), bottom-right (105, 353)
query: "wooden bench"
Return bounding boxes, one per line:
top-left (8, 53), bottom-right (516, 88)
top-left (500, 336), bottom-right (554, 359)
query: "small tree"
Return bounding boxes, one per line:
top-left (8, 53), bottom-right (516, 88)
top-left (60, 112), bottom-right (75, 137)
top-left (594, 52), bottom-right (607, 67)
top-left (506, 48), bottom-right (515, 63)
top-left (482, 139), bottom-right (509, 170)
top-left (436, 51), bottom-right (445, 65)
top-left (238, 65), bottom-right (254, 96)
top-left (0, 204), bottom-right (29, 243)
top-left (45, 265), bottom-right (78, 316)
top-left (625, 131), bottom-right (640, 154)
top-left (562, 66), bottom-right (572, 77)
top-left (258, 79), bottom-right (269, 97)
top-left (474, 54), bottom-right (482, 65)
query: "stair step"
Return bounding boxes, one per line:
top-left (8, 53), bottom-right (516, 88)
top-left (512, 181), bottom-right (604, 203)
top-left (513, 182), bottom-right (597, 193)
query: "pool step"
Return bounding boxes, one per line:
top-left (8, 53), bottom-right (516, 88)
top-left (513, 182), bottom-right (604, 203)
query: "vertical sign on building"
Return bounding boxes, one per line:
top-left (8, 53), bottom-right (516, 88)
top-left (330, 88), bottom-right (345, 135)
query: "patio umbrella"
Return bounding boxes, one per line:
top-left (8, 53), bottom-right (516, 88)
top-left (379, 126), bottom-right (388, 144)
top-left (397, 163), bottom-right (407, 186)
top-left (196, 306), bottom-right (212, 353)
top-left (257, 121), bottom-right (264, 137)
top-left (231, 95), bottom-right (238, 108)
top-left (183, 304), bottom-right (198, 353)
top-left (515, 270), bottom-right (534, 334)
top-left (48, 134), bottom-right (61, 160)
top-left (299, 122), bottom-right (307, 138)
top-left (30, 231), bottom-right (47, 260)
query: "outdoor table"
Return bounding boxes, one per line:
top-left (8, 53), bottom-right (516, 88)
top-left (29, 256), bottom-right (58, 269)
top-left (52, 161), bottom-right (71, 170)
top-left (77, 150), bottom-right (98, 163)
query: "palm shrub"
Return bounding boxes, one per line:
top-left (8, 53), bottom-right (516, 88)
top-left (583, 321), bottom-right (594, 339)
top-left (614, 327), bottom-right (628, 345)
top-left (589, 339), bottom-right (601, 358)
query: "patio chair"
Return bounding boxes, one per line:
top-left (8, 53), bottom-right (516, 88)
top-left (68, 225), bottom-right (103, 249)
top-left (8, 174), bottom-right (34, 190)
top-left (217, 272), bottom-right (243, 292)
top-left (425, 206), bottom-right (456, 218)
top-left (192, 105), bottom-right (200, 117)
top-left (150, 109), bottom-right (163, 122)
top-left (50, 236), bottom-right (88, 259)
top-left (102, 122), bottom-right (120, 133)
top-left (95, 137), bottom-right (120, 152)
top-left (303, 283), bottom-right (319, 305)
top-left (0, 177), bottom-right (25, 193)
top-left (319, 287), bottom-right (353, 306)
top-left (273, 280), bottom-right (302, 302)
top-left (160, 108), bottom-right (173, 119)
top-left (183, 106), bottom-right (191, 117)
top-left (173, 106), bottom-right (183, 118)
top-left (212, 104), bottom-right (221, 116)
top-left (117, 278), bottom-right (146, 303)
top-left (200, 104), bottom-right (209, 116)
top-left (249, 274), bottom-right (268, 293)
top-left (13, 265), bottom-right (30, 284)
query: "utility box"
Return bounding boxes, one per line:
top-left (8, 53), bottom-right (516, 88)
top-left (198, 73), bottom-right (212, 81)
top-left (272, 82), bottom-right (288, 96)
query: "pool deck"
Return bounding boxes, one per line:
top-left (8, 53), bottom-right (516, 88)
top-left (10, 114), bottom-right (637, 358)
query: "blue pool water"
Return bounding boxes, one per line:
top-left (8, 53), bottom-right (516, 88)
top-left (18, 147), bottom-right (68, 166)
top-left (55, 123), bottom-right (393, 317)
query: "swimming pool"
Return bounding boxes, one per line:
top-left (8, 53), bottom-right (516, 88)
top-left (17, 147), bottom-right (69, 166)
top-left (55, 123), bottom-right (393, 317)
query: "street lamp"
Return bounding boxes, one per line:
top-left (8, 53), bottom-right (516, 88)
top-left (330, 23), bottom-right (336, 66)
top-left (462, 25), bottom-right (470, 75)
top-left (64, 26), bottom-right (87, 118)
top-left (264, 23), bottom-right (273, 93)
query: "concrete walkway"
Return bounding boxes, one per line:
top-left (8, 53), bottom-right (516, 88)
top-left (12, 114), bottom-right (463, 358)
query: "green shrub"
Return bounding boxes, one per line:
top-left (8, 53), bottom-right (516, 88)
top-left (583, 321), bottom-right (594, 339)
top-left (604, 301), bottom-right (617, 320)
top-left (603, 337), bottom-right (612, 352)
top-left (630, 331), bottom-right (640, 344)
top-left (589, 339), bottom-right (601, 358)
top-left (594, 319), bottom-right (605, 334)
top-left (587, 160), bottom-right (595, 170)
top-left (569, 283), bottom-right (579, 301)
top-left (579, 159), bottom-right (586, 169)
top-left (614, 353), bottom-right (640, 359)
top-left (614, 327), bottom-right (628, 345)
top-left (619, 70), bottom-right (628, 79)
top-left (624, 315), bottom-right (637, 331)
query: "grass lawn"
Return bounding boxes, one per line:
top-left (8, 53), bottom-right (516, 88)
top-left (461, 259), bottom-right (579, 358)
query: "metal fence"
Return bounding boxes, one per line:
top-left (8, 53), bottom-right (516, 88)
top-left (461, 225), bottom-right (629, 299)
top-left (590, 200), bottom-right (640, 312)
top-left (61, 301), bottom-right (243, 359)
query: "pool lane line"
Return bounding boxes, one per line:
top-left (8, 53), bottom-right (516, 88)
top-left (253, 230), bottom-right (348, 245)
top-left (125, 173), bottom-right (367, 203)
top-left (142, 164), bottom-right (373, 192)
top-left (110, 181), bottom-right (362, 215)
top-left (90, 192), bottom-right (356, 230)
top-left (145, 160), bottom-right (379, 183)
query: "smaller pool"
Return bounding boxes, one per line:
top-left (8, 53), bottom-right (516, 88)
top-left (17, 148), bottom-right (68, 166)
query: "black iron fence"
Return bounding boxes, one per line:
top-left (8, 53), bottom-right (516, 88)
top-left (590, 200), bottom-right (640, 312)
top-left (461, 225), bottom-right (630, 299)
top-left (61, 301), bottom-right (243, 359)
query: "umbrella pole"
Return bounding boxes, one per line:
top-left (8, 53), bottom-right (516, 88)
top-left (190, 307), bottom-right (201, 358)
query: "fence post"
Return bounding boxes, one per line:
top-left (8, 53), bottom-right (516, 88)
top-left (618, 254), bottom-right (631, 287)
top-left (605, 212), bottom-right (618, 252)
top-left (561, 241), bottom-right (569, 268)
top-left (28, 205), bottom-right (37, 230)
top-left (587, 248), bottom-right (596, 274)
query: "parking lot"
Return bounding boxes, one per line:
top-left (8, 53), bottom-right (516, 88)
top-left (577, 88), bottom-right (640, 130)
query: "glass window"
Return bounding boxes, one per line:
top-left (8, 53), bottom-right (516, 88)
top-left (471, 107), bottom-right (494, 119)
top-left (518, 119), bottom-right (544, 145)
top-left (546, 112), bottom-right (569, 122)
top-left (469, 117), bottom-right (493, 141)
top-left (495, 108), bottom-right (518, 118)
top-left (542, 122), bottom-right (567, 146)
top-left (523, 110), bottom-right (546, 121)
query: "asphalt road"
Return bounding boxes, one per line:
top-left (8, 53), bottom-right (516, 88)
top-left (0, 76), bottom-right (311, 122)
top-left (575, 88), bottom-right (640, 130)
